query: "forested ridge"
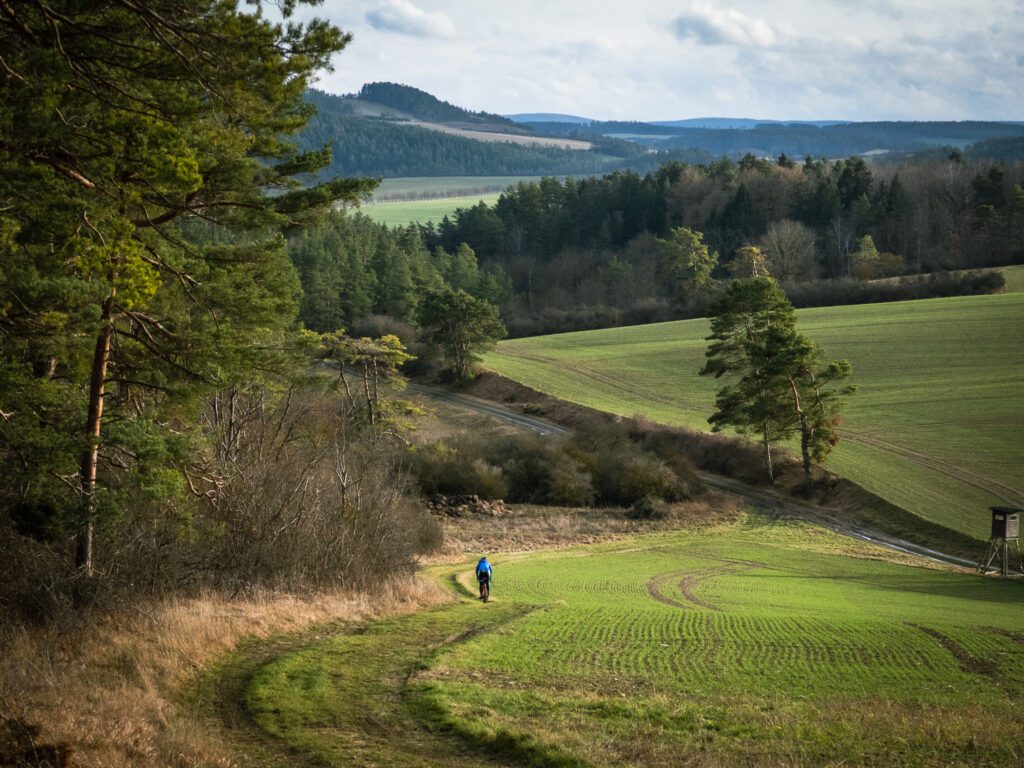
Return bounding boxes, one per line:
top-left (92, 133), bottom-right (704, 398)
top-left (299, 89), bottom-right (670, 179)
top-left (297, 85), bottom-right (1024, 180)
top-left (355, 81), bottom-right (518, 127)
top-left (525, 118), bottom-right (1024, 158)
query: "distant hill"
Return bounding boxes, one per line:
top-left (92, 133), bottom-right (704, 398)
top-left (519, 117), bottom-right (1024, 158)
top-left (652, 118), bottom-right (848, 129)
top-left (298, 90), bottom-right (654, 179)
top-left (297, 83), bottom-right (1024, 178)
top-left (355, 82), bottom-right (518, 130)
top-left (507, 113), bottom-right (595, 124)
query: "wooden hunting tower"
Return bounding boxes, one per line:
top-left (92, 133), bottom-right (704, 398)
top-left (978, 507), bottom-right (1023, 577)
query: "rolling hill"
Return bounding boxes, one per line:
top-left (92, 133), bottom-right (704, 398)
top-left (297, 83), bottom-right (1024, 178)
top-left (484, 292), bottom-right (1024, 540)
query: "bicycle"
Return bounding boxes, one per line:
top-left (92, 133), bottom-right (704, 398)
top-left (478, 574), bottom-right (490, 602)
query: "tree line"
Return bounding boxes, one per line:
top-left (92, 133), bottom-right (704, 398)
top-left (415, 153), bottom-right (1022, 335)
top-left (524, 118), bottom-right (1024, 158)
top-left (281, 148), bottom-right (1020, 348)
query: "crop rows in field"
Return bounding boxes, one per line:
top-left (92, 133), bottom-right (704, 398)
top-left (420, 524), bottom-right (1024, 763)
top-left (242, 520), bottom-right (1024, 766)
top-left (457, 552), bottom-right (1020, 702)
top-left (359, 193), bottom-right (503, 226)
top-left (370, 175), bottom-right (546, 201)
top-left (485, 293), bottom-right (1024, 538)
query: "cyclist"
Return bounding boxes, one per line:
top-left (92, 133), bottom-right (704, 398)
top-left (475, 556), bottom-right (493, 601)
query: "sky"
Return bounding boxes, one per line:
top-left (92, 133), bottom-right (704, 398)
top-left (290, 0), bottom-right (1024, 122)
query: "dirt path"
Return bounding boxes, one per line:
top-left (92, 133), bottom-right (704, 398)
top-left (196, 595), bottom-right (540, 767)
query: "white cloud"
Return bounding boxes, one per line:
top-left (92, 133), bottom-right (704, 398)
top-left (672, 3), bottom-right (781, 48)
top-left (309, 1), bottom-right (1023, 121)
top-left (365, 1), bottom-right (456, 39)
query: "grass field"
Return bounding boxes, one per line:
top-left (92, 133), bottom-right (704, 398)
top-left (241, 519), bottom-right (1024, 766)
top-left (371, 176), bottom-right (546, 201)
top-left (999, 264), bottom-right (1024, 292)
top-left (484, 293), bottom-right (1024, 539)
top-left (360, 193), bottom-right (503, 227)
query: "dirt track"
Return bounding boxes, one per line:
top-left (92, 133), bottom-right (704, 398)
top-left (409, 383), bottom-right (982, 572)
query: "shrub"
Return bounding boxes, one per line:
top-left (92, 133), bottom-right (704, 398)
top-left (404, 442), bottom-right (508, 500)
top-left (546, 455), bottom-right (596, 507)
top-left (785, 271), bottom-right (1004, 309)
top-left (405, 419), bottom-right (696, 509)
top-left (628, 495), bottom-right (670, 520)
top-left (589, 450), bottom-right (685, 506)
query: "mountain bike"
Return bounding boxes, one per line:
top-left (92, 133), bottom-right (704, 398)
top-left (478, 575), bottom-right (490, 603)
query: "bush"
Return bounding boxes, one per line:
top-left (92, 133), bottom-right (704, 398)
top-left (546, 455), bottom-right (596, 506)
top-left (784, 271), bottom-right (1005, 309)
top-left (628, 495), bottom-right (670, 520)
top-left (589, 450), bottom-right (685, 506)
top-left (404, 442), bottom-right (508, 500)
top-left (406, 420), bottom-right (695, 509)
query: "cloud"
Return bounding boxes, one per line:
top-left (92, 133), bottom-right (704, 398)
top-left (672, 3), bottom-right (781, 48)
top-left (366, 1), bottom-right (456, 39)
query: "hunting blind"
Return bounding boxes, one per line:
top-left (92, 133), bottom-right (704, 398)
top-left (977, 507), bottom-right (1023, 577)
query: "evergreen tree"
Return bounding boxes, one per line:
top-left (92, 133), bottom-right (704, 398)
top-left (700, 278), bottom-right (795, 481)
top-left (0, 1), bottom-right (373, 573)
top-left (417, 290), bottom-right (506, 382)
top-left (701, 277), bottom-right (852, 484)
top-left (656, 227), bottom-right (719, 301)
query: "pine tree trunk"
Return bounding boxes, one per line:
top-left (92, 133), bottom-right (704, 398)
top-left (789, 376), bottom-right (813, 493)
top-left (800, 413), bottom-right (813, 494)
top-left (762, 420), bottom-right (774, 483)
top-left (76, 291), bottom-right (116, 575)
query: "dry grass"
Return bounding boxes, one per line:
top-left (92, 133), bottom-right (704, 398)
top-left (0, 579), bottom-right (448, 767)
top-left (433, 497), bottom-right (742, 559)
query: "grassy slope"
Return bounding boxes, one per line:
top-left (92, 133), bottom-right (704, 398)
top-left (359, 193), bottom-right (502, 226)
top-left (244, 520), bottom-right (1024, 767)
top-left (484, 293), bottom-right (1024, 539)
top-left (999, 264), bottom-right (1024, 292)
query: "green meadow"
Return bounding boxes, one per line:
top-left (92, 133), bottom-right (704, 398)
top-left (371, 175), bottom-right (545, 200)
top-left (242, 520), bottom-right (1024, 767)
top-left (999, 264), bottom-right (1024, 293)
top-left (484, 293), bottom-right (1024, 539)
top-left (358, 175), bottom-right (549, 227)
top-left (359, 193), bottom-right (503, 226)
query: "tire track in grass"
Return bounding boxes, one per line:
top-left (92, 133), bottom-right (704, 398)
top-left (645, 558), bottom-right (767, 612)
top-left (911, 624), bottom-right (999, 679)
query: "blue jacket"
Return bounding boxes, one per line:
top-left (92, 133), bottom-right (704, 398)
top-left (476, 558), bottom-right (492, 580)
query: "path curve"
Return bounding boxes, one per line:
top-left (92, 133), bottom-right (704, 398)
top-left (410, 383), bottom-right (979, 571)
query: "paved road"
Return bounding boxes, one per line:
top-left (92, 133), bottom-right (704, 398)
top-left (409, 383), bottom-right (981, 571)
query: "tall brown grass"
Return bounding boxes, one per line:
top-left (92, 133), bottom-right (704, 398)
top-left (0, 579), bottom-right (448, 767)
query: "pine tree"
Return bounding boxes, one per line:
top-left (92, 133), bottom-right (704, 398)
top-left (0, 2), bottom-right (375, 573)
top-left (701, 277), bottom-right (852, 484)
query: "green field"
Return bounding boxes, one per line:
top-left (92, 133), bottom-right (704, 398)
top-left (999, 264), bottom-right (1024, 293)
top-left (241, 520), bottom-right (1024, 766)
top-left (360, 193), bottom-right (503, 226)
top-left (371, 176), bottom-right (545, 200)
top-left (484, 294), bottom-right (1024, 539)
